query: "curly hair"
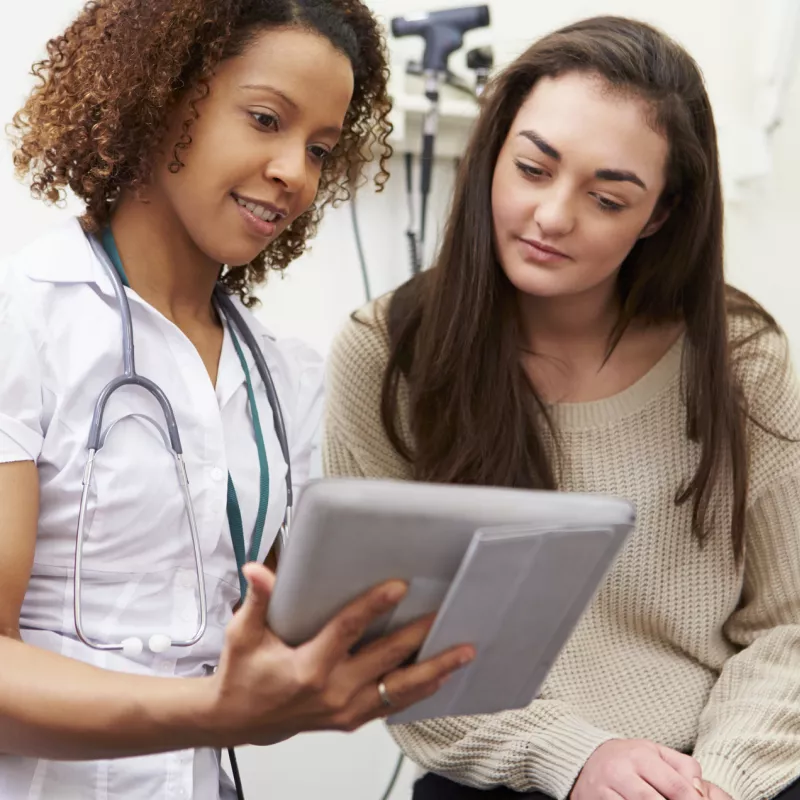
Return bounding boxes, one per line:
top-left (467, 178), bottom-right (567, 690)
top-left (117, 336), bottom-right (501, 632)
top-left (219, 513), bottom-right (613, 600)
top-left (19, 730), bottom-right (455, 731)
top-left (9, 0), bottom-right (393, 304)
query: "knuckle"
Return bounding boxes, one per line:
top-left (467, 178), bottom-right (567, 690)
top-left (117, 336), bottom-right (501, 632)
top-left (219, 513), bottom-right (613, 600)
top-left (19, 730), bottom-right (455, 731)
top-left (604, 761), bottom-right (628, 784)
top-left (335, 612), bottom-right (365, 642)
top-left (386, 640), bottom-right (415, 666)
top-left (298, 665), bottom-right (328, 694)
top-left (323, 687), bottom-right (351, 714)
top-left (329, 702), bottom-right (365, 732)
top-left (224, 625), bottom-right (247, 653)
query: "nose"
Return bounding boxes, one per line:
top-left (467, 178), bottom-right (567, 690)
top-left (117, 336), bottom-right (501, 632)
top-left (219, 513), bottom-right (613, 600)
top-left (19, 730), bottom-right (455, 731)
top-left (533, 184), bottom-right (576, 238)
top-left (264, 141), bottom-right (308, 195)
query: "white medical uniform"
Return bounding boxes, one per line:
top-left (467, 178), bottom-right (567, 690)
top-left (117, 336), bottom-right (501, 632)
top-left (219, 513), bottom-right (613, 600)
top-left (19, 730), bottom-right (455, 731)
top-left (0, 218), bottom-right (324, 799)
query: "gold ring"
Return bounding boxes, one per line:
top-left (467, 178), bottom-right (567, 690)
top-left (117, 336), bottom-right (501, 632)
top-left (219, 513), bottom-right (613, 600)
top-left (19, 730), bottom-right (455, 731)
top-left (377, 681), bottom-right (394, 708)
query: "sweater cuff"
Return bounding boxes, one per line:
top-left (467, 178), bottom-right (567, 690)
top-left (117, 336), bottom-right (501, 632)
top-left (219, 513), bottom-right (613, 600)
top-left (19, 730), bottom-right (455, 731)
top-left (695, 753), bottom-right (758, 800)
top-left (527, 716), bottom-right (616, 799)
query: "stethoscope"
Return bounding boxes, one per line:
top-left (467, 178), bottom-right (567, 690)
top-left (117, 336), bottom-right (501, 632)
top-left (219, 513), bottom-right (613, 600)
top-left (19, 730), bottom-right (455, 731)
top-left (74, 232), bottom-right (293, 662)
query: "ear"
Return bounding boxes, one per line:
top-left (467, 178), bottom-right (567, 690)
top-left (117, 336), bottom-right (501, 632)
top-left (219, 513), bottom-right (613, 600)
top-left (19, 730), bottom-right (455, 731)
top-left (639, 197), bottom-right (676, 240)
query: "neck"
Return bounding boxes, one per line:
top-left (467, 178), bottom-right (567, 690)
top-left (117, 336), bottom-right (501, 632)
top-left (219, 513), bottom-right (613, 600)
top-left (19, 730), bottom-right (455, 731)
top-left (518, 279), bottom-right (620, 362)
top-left (109, 191), bottom-right (221, 327)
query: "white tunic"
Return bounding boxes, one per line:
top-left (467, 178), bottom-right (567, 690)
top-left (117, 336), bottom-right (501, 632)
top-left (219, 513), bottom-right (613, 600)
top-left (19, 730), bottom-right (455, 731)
top-left (0, 218), bottom-right (324, 799)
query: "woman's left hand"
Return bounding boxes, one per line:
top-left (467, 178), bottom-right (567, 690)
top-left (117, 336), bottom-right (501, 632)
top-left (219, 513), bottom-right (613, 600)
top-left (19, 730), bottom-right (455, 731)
top-left (698, 781), bottom-right (734, 800)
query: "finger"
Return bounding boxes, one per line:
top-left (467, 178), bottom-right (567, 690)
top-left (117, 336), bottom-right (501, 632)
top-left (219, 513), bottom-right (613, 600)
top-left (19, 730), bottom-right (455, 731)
top-left (346, 614), bottom-right (436, 684)
top-left (341, 663), bottom-right (452, 728)
top-left (612, 775), bottom-right (663, 800)
top-left (300, 581), bottom-right (408, 672)
top-left (237, 562), bottom-right (276, 629)
top-left (702, 783), bottom-right (730, 800)
top-left (376, 644), bottom-right (475, 710)
top-left (577, 788), bottom-right (625, 800)
top-left (640, 756), bottom-right (703, 800)
top-left (657, 746), bottom-right (703, 785)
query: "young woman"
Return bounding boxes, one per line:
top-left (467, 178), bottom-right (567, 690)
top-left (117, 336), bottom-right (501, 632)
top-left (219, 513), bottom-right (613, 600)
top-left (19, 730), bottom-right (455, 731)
top-left (0, 1), bottom-right (473, 797)
top-left (324, 16), bottom-right (800, 800)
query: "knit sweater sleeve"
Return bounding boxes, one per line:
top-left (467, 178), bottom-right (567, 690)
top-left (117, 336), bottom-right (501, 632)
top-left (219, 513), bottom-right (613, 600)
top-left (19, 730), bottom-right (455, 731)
top-left (322, 302), bottom-right (413, 481)
top-left (322, 306), bottom-right (617, 799)
top-left (694, 327), bottom-right (800, 800)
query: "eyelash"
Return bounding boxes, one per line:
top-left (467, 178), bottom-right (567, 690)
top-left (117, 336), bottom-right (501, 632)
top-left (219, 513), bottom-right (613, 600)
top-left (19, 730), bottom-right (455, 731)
top-left (513, 160), bottom-right (626, 214)
top-left (250, 112), bottom-right (331, 163)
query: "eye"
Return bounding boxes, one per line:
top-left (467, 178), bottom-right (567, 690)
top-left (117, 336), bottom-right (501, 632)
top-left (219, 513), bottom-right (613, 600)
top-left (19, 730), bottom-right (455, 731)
top-left (592, 194), bottom-right (625, 213)
top-left (251, 111), bottom-right (280, 131)
top-left (514, 159), bottom-right (547, 179)
top-left (307, 145), bottom-right (331, 163)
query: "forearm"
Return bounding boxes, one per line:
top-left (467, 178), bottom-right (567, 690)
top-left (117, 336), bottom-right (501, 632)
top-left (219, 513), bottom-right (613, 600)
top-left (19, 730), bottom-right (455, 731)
top-left (694, 475), bottom-right (800, 800)
top-left (0, 635), bottom-right (224, 760)
top-left (390, 702), bottom-right (615, 799)
top-left (693, 626), bottom-right (800, 800)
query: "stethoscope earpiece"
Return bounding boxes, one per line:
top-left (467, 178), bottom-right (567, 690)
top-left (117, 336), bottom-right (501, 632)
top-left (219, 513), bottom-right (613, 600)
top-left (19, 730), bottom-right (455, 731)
top-left (149, 634), bottom-right (172, 654)
top-left (121, 637), bottom-right (144, 658)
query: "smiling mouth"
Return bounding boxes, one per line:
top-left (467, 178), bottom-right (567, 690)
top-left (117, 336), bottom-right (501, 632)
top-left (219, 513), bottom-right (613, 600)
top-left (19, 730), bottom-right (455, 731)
top-left (232, 194), bottom-right (285, 223)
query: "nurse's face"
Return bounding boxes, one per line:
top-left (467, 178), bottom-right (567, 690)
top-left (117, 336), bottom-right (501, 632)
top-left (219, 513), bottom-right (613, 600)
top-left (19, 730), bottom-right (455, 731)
top-left (152, 26), bottom-right (355, 267)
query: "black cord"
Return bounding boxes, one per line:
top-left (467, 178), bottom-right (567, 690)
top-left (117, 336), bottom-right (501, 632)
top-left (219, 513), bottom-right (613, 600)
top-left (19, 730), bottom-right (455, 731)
top-left (349, 193), bottom-right (372, 302)
top-left (419, 133), bottom-right (434, 260)
top-left (229, 747), bottom-right (245, 800)
top-left (378, 753), bottom-right (405, 800)
top-left (404, 152), bottom-right (421, 274)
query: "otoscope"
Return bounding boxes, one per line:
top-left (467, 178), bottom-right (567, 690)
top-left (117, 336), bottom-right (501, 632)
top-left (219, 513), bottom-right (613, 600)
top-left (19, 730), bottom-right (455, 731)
top-left (391, 5), bottom-right (491, 273)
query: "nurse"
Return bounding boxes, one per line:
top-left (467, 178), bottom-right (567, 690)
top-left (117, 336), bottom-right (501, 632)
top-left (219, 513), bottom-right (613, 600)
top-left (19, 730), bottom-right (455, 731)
top-left (0, 0), bottom-right (473, 798)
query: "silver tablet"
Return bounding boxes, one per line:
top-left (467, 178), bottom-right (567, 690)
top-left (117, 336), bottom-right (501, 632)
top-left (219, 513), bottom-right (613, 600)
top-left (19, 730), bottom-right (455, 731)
top-left (268, 478), bottom-right (635, 722)
top-left (268, 479), bottom-right (634, 654)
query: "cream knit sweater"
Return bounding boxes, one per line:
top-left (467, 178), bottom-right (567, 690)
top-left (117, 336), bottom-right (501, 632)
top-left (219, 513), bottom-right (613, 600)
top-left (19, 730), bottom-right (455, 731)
top-left (322, 298), bottom-right (800, 800)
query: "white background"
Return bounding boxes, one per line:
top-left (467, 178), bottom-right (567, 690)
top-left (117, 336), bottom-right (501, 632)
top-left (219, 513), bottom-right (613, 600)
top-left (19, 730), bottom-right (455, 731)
top-left (1, 1), bottom-right (798, 798)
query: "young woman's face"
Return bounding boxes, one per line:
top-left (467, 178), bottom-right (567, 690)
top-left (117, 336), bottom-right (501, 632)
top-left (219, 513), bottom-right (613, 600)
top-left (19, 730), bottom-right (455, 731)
top-left (491, 71), bottom-right (670, 304)
top-left (153, 26), bottom-right (354, 267)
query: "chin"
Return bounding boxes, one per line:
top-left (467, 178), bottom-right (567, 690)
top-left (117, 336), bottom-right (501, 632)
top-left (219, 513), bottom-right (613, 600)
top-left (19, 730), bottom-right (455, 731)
top-left (225, 247), bottom-right (268, 268)
top-left (504, 262), bottom-right (578, 299)
top-left (199, 235), bottom-right (269, 270)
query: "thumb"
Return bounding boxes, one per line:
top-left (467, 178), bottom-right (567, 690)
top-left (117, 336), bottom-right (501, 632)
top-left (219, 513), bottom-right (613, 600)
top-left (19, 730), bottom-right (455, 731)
top-left (237, 562), bottom-right (276, 628)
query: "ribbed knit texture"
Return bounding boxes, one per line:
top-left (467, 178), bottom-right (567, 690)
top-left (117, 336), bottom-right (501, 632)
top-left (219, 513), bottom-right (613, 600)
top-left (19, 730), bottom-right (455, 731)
top-left (322, 297), bottom-right (800, 800)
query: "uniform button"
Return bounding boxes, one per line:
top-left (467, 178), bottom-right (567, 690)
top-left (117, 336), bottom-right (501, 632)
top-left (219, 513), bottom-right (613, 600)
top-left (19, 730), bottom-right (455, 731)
top-left (178, 571), bottom-right (196, 589)
top-left (210, 466), bottom-right (225, 482)
top-left (181, 607), bottom-right (196, 623)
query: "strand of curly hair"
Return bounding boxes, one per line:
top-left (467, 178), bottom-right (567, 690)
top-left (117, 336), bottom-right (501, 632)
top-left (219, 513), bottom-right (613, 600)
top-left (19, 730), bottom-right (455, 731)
top-left (9, 0), bottom-right (393, 305)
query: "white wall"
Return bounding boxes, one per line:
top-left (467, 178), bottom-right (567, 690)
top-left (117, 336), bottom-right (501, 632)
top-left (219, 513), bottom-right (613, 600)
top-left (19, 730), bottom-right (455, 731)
top-left (0, 3), bottom-right (798, 800)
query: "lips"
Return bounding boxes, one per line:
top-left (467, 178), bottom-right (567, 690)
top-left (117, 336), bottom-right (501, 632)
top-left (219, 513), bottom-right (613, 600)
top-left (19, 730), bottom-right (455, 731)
top-left (517, 237), bottom-right (571, 266)
top-left (233, 195), bottom-right (279, 239)
top-left (520, 238), bottom-right (569, 258)
top-left (231, 193), bottom-right (288, 224)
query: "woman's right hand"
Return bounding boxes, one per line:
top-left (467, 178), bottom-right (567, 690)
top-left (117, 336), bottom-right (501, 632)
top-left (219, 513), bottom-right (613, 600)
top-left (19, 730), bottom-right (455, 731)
top-left (207, 562), bottom-right (475, 746)
top-left (571, 739), bottom-right (704, 800)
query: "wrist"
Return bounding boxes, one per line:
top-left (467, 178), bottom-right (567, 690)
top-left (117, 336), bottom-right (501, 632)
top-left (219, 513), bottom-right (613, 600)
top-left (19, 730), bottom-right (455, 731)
top-left (148, 675), bottom-right (231, 750)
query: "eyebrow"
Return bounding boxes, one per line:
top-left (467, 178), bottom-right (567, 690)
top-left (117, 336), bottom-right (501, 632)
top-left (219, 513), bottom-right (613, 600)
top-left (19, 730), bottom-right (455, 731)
top-left (240, 83), bottom-right (343, 137)
top-left (518, 130), bottom-right (561, 161)
top-left (517, 130), bottom-right (647, 190)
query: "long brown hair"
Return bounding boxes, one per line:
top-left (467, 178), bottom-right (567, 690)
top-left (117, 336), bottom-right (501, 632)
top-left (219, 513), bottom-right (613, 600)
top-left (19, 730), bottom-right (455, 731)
top-left (381, 16), bottom-right (776, 560)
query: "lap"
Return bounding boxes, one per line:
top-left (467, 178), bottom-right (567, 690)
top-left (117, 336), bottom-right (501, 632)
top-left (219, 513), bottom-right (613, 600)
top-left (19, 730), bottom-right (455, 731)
top-left (412, 772), bottom-right (553, 800)
top-left (413, 770), bottom-right (800, 800)
top-left (777, 777), bottom-right (800, 799)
